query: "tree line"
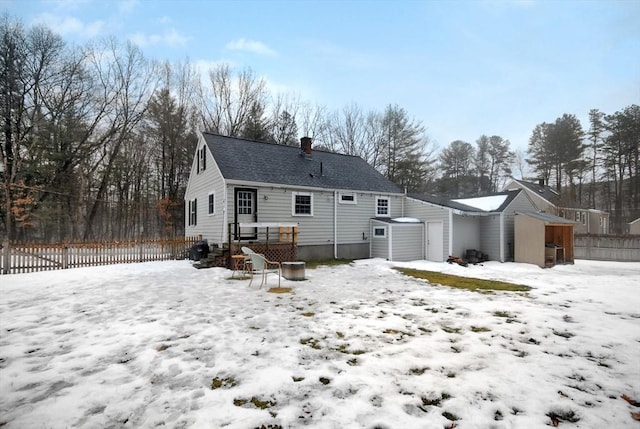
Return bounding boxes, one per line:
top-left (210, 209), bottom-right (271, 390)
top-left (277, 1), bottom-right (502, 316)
top-left (1, 15), bottom-right (637, 241)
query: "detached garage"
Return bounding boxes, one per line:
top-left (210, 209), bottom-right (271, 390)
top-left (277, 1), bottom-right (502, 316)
top-left (370, 218), bottom-right (424, 262)
top-left (515, 212), bottom-right (575, 268)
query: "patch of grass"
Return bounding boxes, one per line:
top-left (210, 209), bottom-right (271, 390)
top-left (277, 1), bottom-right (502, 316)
top-left (441, 326), bottom-right (462, 334)
top-left (267, 287), bottom-right (292, 294)
top-left (409, 367), bottom-right (429, 375)
top-left (442, 411), bottom-right (459, 421)
top-left (471, 326), bottom-right (491, 333)
top-left (234, 396), bottom-right (277, 410)
top-left (301, 312), bottom-right (315, 317)
top-left (421, 392), bottom-right (451, 407)
top-left (292, 376), bottom-right (304, 382)
top-left (395, 268), bottom-right (531, 292)
top-left (303, 259), bottom-right (352, 269)
top-left (347, 358), bottom-right (358, 366)
top-left (553, 330), bottom-right (575, 339)
top-left (493, 310), bottom-right (514, 318)
top-left (211, 376), bottom-right (237, 390)
top-left (319, 377), bottom-right (331, 385)
top-left (300, 337), bottom-right (321, 350)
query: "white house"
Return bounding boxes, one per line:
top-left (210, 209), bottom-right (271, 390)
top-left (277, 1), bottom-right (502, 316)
top-left (184, 133), bottom-right (404, 260)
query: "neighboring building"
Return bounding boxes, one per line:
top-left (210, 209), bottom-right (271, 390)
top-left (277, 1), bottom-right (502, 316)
top-left (629, 218), bottom-right (640, 235)
top-left (184, 133), bottom-right (404, 260)
top-left (503, 178), bottom-right (609, 235)
top-left (404, 190), bottom-right (537, 262)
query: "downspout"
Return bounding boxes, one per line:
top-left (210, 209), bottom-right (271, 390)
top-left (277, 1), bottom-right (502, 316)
top-left (222, 184), bottom-right (228, 244)
top-left (448, 209), bottom-right (453, 260)
top-left (388, 223), bottom-right (393, 261)
top-left (334, 191), bottom-right (338, 259)
top-left (499, 212), bottom-right (505, 262)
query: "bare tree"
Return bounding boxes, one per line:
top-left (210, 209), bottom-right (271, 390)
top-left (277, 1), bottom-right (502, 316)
top-left (199, 64), bottom-right (267, 137)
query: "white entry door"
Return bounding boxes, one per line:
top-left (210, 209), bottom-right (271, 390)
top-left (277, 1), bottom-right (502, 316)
top-left (235, 188), bottom-right (257, 239)
top-left (427, 222), bottom-right (444, 262)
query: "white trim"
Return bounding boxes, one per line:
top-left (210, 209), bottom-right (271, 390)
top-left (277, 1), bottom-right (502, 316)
top-left (292, 191), bottom-right (314, 216)
top-left (225, 179), bottom-right (404, 197)
top-left (499, 212), bottom-right (505, 262)
top-left (334, 191), bottom-right (338, 259)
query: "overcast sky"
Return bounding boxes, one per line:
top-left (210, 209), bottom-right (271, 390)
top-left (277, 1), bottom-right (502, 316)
top-left (5, 0), bottom-right (640, 152)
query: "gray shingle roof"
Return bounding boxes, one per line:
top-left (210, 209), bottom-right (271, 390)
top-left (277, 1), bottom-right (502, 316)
top-left (202, 133), bottom-right (403, 194)
top-left (509, 179), bottom-right (560, 205)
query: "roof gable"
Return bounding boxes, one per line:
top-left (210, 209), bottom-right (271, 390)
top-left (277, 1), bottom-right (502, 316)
top-left (408, 190), bottom-right (522, 213)
top-left (506, 179), bottom-right (560, 206)
top-left (202, 133), bottom-right (403, 194)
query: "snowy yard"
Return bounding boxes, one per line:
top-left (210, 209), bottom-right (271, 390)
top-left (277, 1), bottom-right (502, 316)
top-left (0, 258), bottom-right (639, 428)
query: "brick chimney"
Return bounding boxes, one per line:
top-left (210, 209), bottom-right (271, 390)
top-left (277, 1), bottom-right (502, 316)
top-left (300, 137), bottom-right (312, 155)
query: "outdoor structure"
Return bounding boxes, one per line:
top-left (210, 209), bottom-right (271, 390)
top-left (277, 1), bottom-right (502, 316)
top-left (370, 218), bottom-right (424, 262)
top-left (628, 218), bottom-right (640, 235)
top-left (184, 133), bottom-right (404, 260)
top-left (404, 190), bottom-right (537, 262)
top-left (514, 212), bottom-right (575, 268)
top-left (503, 178), bottom-right (609, 234)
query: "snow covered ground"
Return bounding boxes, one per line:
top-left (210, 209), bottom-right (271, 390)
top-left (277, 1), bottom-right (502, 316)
top-left (0, 258), bottom-right (639, 428)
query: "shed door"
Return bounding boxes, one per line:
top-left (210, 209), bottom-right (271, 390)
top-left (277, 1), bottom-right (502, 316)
top-left (235, 188), bottom-right (257, 240)
top-left (427, 222), bottom-right (444, 262)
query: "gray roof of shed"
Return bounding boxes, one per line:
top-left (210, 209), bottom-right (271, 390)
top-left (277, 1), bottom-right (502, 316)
top-left (202, 133), bottom-right (403, 194)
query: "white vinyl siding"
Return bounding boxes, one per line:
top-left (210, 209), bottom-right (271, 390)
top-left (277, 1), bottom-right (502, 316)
top-left (404, 197), bottom-right (450, 262)
top-left (184, 135), bottom-right (226, 242)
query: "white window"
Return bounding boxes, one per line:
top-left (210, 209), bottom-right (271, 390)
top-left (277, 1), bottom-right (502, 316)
top-left (339, 192), bottom-right (357, 205)
top-left (375, 196), bottom-right (390, 217)
top-left (373, 226), bottom-right (386, 238)
top-left (575, 211), bottom-right (580, 222)
top-left (292, 192), bottom-right (313, 216)
top-left (188, 198), bottom-right (197, 226)
top-left (208, 192), bottom-right (215, 215)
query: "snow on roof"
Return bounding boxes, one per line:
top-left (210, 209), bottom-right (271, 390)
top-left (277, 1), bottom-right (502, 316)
top-left (392, 217), bottom-right (421, 223)
top-left (452, 194), bottom-right (508, 212)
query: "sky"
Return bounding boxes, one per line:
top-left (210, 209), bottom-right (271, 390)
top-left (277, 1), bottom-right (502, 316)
top-left (3, 0), bottom-right (640, 153)
top-left (1, 258), bottom-right (639, 427)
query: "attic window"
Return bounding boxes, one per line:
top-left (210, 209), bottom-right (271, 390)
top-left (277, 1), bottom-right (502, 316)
top-left (339, 192), bottom-right (357, 205)
top-left (197, 147), bottom-right (206, 172)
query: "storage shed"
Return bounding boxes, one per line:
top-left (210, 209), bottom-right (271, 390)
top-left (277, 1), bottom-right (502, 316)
top-left (514, 212), bottom-right (575, 268)
top-left (370, 218), bottom-right (424, 262)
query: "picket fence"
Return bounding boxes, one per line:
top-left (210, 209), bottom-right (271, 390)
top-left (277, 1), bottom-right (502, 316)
top-left (0, 237), bottom-right (200, 275)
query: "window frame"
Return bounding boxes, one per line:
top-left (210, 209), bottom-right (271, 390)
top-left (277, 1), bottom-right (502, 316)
top-left (375, 196), bottom-right (390, 217)
top-left (292, 191), bottom-right (314, 216)
top-left (188, 198), bottom-right (197, 226)
top-left (208, 192), bottom-right (215, 215)
top-left (339, 192), bottom-right (357, 205)
top-left (373, 226), bottom-right (387, 238)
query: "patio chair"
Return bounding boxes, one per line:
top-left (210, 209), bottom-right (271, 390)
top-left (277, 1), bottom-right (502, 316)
top-left (246, 251), bottom-right (281, 288)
